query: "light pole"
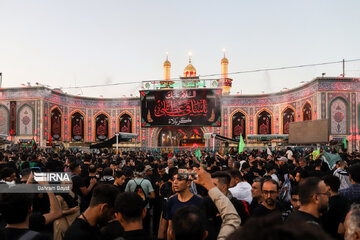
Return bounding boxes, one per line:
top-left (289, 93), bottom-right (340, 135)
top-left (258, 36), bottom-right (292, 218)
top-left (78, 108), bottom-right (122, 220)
top-left (115, 132), bottom-right (119, 155)
top-left (212, 133), bottom-right (216, 154)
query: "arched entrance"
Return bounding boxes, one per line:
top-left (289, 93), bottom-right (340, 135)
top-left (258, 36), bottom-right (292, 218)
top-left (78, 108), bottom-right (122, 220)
top-left (157, 127), bottom-right (204, 147)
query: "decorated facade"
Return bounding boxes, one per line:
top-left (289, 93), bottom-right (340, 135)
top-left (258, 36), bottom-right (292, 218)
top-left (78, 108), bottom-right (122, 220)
top-left (0, 56), bottom-right (359, 151)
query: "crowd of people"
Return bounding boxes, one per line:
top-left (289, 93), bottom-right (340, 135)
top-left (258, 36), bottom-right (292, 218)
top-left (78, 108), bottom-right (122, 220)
top-left (0, 146), bottom-right (359, 240)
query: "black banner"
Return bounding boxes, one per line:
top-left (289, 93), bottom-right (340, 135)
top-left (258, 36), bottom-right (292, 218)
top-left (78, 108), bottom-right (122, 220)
top-left (140, 88), bottom-right (222, 127)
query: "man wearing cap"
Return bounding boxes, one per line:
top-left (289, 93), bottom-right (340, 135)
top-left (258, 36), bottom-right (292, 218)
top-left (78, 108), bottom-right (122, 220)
top-left (144, 165), bottom-right (155, 186)
top-left (276, 156), bottom-right (292, 185)
top-left (125, 163), bottom-right (155, 234)
top-left (277, 156), bottom-right (288, 165)
top-left (164, 169), bottom-right (203, 240)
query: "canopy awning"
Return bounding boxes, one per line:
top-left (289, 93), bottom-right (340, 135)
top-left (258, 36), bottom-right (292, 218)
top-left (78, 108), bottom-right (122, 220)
top-left (90, 132), bottom-right (138, 149)
top-left (214, 134), bottom-right (239, 143)
top-left (247, 134), bottom-right (288, 141)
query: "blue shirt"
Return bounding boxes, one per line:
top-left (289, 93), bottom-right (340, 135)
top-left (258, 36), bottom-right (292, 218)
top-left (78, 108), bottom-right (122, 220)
top-left (339, 184), bottom-right (360, 204)
top-left (165, 194), bottom-right (203, 220)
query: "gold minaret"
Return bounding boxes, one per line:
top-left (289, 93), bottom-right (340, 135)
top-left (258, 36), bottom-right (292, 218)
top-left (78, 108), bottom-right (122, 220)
top-left (163, 52), bottom-right (171, 80)
top-left (221, 49), bottom-right (232, 95)
top-left (221, 49), bottom-right (229, 79)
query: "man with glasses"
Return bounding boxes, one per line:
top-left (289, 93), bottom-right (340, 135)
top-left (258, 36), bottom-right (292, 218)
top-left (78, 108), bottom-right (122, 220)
top-left (252, 178), bottom-right (282, 217)
top-left (287, 177), bottom-right (329, 229)
top-left (164, 169), bottom-right (202, 240)
top-left (322, 175), bottom-right (349, 239)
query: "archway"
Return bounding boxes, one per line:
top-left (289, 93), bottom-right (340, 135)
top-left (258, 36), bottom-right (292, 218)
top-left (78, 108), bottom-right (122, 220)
top-left (119, 114), bottom-right (132, 133)
top-left (257, 110), bottom-right (272, 135)
top-left (232, 111), bottom-right (246, 140)
top-left (95, 113), bottom-right (109, 141)
top-left (70, 111), bottom-right (85, 142)
top-left (282, 107), bottom-right (295, 134)
top-left (302, 101), bottom-right (312, 121)
top-left (157, 127), bottom-right (204, 147)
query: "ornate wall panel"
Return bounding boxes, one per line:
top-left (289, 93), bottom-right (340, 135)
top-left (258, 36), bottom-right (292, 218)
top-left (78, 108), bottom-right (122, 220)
top-left (330, 98), bottom-right (347, 135)
top-left (321, 93), bottom-right (326, 119)
top-left (249, 108), bottom-right (254, 134)
top-left (0, 105), bottom-right (9, 135)
top-left (351, 93), bottom-right (356, 151)
top-left (50, 107), bottom-right (62, 140)
top-left (18, 105), bottom-right (34, 135)
top-left (10, 101), bottom-right (16, 135)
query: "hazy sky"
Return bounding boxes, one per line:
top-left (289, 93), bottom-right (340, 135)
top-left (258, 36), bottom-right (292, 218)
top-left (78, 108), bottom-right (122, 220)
top-left (1, 0), bottom-right (360, 98)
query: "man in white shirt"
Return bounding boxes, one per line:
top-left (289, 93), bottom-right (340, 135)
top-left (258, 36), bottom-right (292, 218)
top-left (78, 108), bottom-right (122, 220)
top-left (286, 147), bottom-right (293, 160)
top-left (333, 160), bottom-right (351, 190)
top-left (228, 169), bottom-right (253, 204)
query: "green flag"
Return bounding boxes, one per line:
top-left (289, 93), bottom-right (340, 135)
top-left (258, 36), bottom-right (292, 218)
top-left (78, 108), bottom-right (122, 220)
top-left (342, 136), bottom-right (347, 149)
top-left (195, 147), bottom-right (202, 161)
top-left (238, 135), bottom-right (245, 154)
top-left (312, 149), bottom-right (321, 160)
top-left (322, 151), bottom-right (341, 170)
top-left (31, 138), bottom-right (37, 151)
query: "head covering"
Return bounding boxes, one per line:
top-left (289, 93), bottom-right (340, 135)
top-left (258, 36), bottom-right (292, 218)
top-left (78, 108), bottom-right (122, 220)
top-left (144, 165), bottom-right (153, 172)
top-left (277, 156), bottom-right (288, 163)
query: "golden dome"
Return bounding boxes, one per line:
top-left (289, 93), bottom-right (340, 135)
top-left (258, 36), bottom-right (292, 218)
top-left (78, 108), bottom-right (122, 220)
top-left (163, 60), bottom-right (171, 67)
top-left (184, 63), bottom-right (196, 77)
top-left (184, 63), bottom-right (196, 73)
top-left (184, 53), bottom-right (197, 77)
top-left (221, 57), bottom-right (229, 64)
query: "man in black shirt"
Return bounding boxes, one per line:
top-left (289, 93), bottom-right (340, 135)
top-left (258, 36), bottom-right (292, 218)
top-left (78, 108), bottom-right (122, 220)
top-left (309, 159), bottom-right (327, 179)
top-left (202, 171), bottom-right (250, 240)
top-left (322, 175), bottom-right (349, 239)
top-left (115, 192), bottom-right (153, 240)
top-left (287, 177), bottom-right (329, 230)
top-left (0, 193), bottom-right (50, 240)
top-left (70, 162), bottom-right (97, 212)
top-left (250, 177), bottom-right (263, 214)
top-left (252, 178), bottom-right (281, 217)
top-left (113, 170), bottom-right (126, 192)
top-left (64, 184), bottom-right (119, 240)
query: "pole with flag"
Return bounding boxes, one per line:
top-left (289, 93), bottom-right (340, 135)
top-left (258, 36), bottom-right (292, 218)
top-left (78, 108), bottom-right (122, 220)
top-left (31, 137), bottom-right (37, 151)
top-left (266, 146), bottom-right (272, 156)
top-left (342, 136), bottom-right (347, 150)
top-left (312, 148), bottom-right (321, 160)
top-left (322, 151), bottom-right (341, 170)
top-left (238, 134), bottom-right (245, 154)
top-left (195, 147), bottom-right (202, 162)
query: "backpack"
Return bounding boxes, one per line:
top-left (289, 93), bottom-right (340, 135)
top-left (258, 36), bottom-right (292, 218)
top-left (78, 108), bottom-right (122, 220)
top-left (279, 174), bottom-right (291, 203)
top-left (18, 230), bottom-right (39, 240)
top-left (133, 179), bottom-right (148, 204)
